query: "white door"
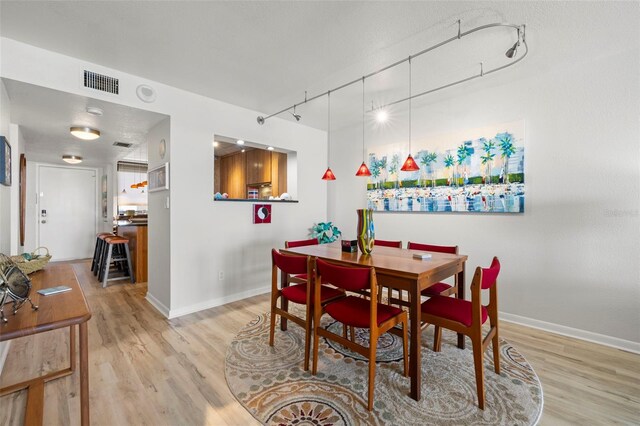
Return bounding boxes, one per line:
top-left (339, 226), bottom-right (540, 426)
top-left (38, 166), bottom-right (97, 261)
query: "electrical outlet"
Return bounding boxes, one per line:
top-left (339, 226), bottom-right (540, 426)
top-left (218, 271), bottom-right (225, 281)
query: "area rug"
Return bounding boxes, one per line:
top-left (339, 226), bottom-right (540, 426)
top-left (225, 310), bottom-right (543, 425)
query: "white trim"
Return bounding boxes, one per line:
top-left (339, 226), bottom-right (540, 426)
top-left (500, 312), bottom-right (640, 354)
top-left (145, 292), bottom-right (170, 318)
top-left (0, 341), bottom-right (11, 375)
top-left (168, 286), bottom-right (271, 319)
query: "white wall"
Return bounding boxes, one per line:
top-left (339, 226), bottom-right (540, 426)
top-left (0, 80), bottom-right (11, 253)
top-left (1, 38), bottom-right (328, 319)
top-left (329, 40), bottom-right (640, 347)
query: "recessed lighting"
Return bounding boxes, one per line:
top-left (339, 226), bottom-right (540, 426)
top-left (70, 126), bottom-right (100, 140)
top-left (241, 149), bottom-right (246, 153)
top-left (267, 146), bottom-right (274, 151)
top-left (86, 106), bottom-right (103, 116)
top-left (213, 141), bottom-right (219, 147)
top-left (375, 110), bottom-right (388, 123)
top-left (236, 140), bottom-right (245, 145)
top-left (62, 155), bottom-right (83, 164)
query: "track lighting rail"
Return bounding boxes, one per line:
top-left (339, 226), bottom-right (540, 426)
top-left (257, 21), bottom-right (527, 125)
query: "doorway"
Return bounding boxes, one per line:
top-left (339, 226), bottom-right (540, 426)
top-left (37, 165), bottom-right (97, 260)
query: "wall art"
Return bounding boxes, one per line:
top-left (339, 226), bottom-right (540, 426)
top-left (366, 120), bottom-right (524, 213)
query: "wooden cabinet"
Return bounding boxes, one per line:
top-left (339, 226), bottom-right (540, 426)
top-left (219, 151), bottom-right (246, 198)
top-left (117, 224), bottom-right (148, 283)
top-left (245, 149), bottom-right (272, 184)
top-left (271, 151), bottom-right (287, 196)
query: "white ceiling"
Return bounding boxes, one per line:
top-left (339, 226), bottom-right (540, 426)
top-left (0, 2), bottom-right (638, 135)
top-left (3, 78), bottom-right (166, 167)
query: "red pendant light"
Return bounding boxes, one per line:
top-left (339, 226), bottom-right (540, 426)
top-left (401, 56), bottom-right (420, 172)
top-left (322, 167), bottom-right (336, 180)
top-left (355, 76), bottom-right (372, 177)
top-left (322, 91), bottom-right (337, 180)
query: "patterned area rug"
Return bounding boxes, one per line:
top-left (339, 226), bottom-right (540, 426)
top-left (225, 311), bottom-right (543, 425)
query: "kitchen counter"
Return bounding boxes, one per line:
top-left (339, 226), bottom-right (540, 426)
top-left (116, 223), bottom-right (148, 283)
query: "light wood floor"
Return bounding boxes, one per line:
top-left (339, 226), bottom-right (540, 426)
top-left (1, 260), bottom-right (638, 425)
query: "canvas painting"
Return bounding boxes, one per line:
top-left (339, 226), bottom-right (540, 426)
top-left (0, 136), bottom-right (11, 186)
top-left (366, 120), bottom-right (524, 213)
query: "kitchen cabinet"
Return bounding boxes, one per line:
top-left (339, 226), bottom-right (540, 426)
top-left (271, 151), bottom-right (287, 196)
top-left (219, 151), bottom-right (246, 198)
top-left (246, 149), bottom-right (272, 184)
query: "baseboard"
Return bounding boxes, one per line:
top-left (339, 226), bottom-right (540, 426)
top-left (500, 312), bottom-right (640, 354)
top-left (145, 292), bottom-right (170, 318)
top-left (0, 341), bottom-right (11, 375)
top-left (168, 286), bottom-right (271, 319)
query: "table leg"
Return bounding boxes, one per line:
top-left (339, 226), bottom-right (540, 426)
top-left (24, 381), bottom-right (45, 425)
top-left (456, 263), bottom-right (466, 349)
top-left (409, 288), bottom-right (421, 400)
top-left (79, 322), bottom-right (90, 426)
top-left (69, 325), bottom-right (76, 372)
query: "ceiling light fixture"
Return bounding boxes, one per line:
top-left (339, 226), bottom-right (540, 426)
top-left (236, 140), bottom-right (245, 145)
top-left (355, 77), bottom-right (371, 177)
top-left (290, 105), bottom-right (302, 121)
top-left (321, 91), bottom-right (336, 181)
top-left (62, 155), bottom-right (83, 164)
top-left (267, 146), bottom-right (274, 151)
top-left (401, 57), bottom-right (420, 172)
top-left (505, 28), bottom-right (521, 58)
top-left (375, 109), bottom-right (388, 124)
top-left (256, 21), bottom-right (528, 125)
top-left (70, 126), bottom-right (100, 140)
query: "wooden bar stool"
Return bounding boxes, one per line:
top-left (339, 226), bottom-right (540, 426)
top-left (91, 233), bottom-right (113, 275)
top-left (99, 236), bottom-right (135, 287)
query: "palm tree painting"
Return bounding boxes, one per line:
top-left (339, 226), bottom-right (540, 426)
top-left (364, 120), bottom-right (524, 214)
top-left (497, 132), bottom-right (516, 183)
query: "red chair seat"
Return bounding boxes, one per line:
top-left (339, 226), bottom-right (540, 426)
top-left (421, 282), bottom-right (453, 296)
top-left (325, 296), bottom-right (404, 328)
top-left (281, 283), bottom-right (343, 305)
top-left (421, 295), bottom-right (487, 327)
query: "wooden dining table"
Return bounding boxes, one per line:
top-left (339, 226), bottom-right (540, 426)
top-left (281, 242), bottom-right (467, 401)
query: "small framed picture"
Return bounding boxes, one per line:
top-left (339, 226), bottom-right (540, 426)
top-left (148, 162), bottom-right (169, 192)
top-left (0, 136), bottom-right (11, 186)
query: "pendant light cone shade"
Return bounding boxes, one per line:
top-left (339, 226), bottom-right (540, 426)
top-left (355, 162), bottom-right (372, 176)
top-left (401, 154), bottom-right (420, 171)
top-left (401, 57), bottom-right (420, 172)
top-left (70, 126), bottom-right (100, 140)
top-left (322, 167), bottom-right (336, 180)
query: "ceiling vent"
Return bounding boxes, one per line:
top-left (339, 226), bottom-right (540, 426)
top-left (113, 141), bottom-right (133, 148)
top-left (84, 70), bottom-right (119, 94)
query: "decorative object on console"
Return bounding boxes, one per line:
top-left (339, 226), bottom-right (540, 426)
top-left (253, 204), bottom-right (272, 224)
top-left (10, 247), bottom-right (52, 275)
top-left (0, 136), bottom-right (11, 186)
top-left (356, 208), bottom-right (375, 254)
top-left (0, 253), bottom-right (39, 323)
top-left (310, 222), bottom-right (341, 244)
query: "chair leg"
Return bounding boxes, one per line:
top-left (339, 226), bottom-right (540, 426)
top-left (433, 325), bottom-right (442, 352)
top-left (342, 324), bottom-right (348, 339)
top-left (304, 314), bottom-right (312, 371)
top-left (312, 320), bottom-right (320, 375)
top-left (350, 326), bottom-right (355, 342)
top-left (367, 335), bottom-right (378, 411)
top-left (402, 319), bottom-right (409, 377)
top-left (471, 336), bottom-right (486, 410)
top-left (492, 325), bottom-right (501, 375)
top-left (101, 245), bottom-right (113, 288)
top-left (268, 293), bottom-right (278, 347)
top-left (123, 244), bottom-right (135, 283)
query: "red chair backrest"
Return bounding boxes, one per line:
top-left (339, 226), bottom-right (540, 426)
top-left (271, 249), bottom-right (308, 275)
top-left (285, 238), bottom-right (319, 248)
top-left (481, 257), bottom-right (500, 289)
top-left (375, 239), bottom-right (402, 248)
top-left (316, 258), bottom-right (371, 293)
top-left (407, 241), bottom-right (458, 254)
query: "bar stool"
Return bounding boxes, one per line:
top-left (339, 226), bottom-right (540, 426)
top-left (99, 235), bottom-right (135, 287)
top-left (91, 233), bottom-right (113, 275)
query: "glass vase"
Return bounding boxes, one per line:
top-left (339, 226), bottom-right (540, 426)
top-left (356, 208), bottom-right (375, 254)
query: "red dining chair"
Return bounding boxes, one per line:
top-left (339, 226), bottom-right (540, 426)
top-left (407, 242), bottom-right (459, 297)
top-left (421, 257), bottom-right (501, 409)
top-left (269, 249), bottom-right (344, 370)
top-left (284, 238), bottom-right (319, 284)
top-left (312, 258), bottom-right (408, 411)
top-left (375, 239), bottom-right (402, 248)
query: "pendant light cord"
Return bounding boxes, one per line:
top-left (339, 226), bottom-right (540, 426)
top-left (408, 56), bottom-right (412, 155)
top-left (327, 90), bottom-right (331, 166)
top-left (362, 77), bottom-right (365, 161)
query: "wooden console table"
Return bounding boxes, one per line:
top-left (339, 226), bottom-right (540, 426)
top-left (0, 263), bottom-right (92, 425)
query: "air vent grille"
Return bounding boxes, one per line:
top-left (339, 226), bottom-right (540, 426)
top-left (113, 141), bottom-right (133, 148)
top-left (84, 70), bottom-right (119, 94)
